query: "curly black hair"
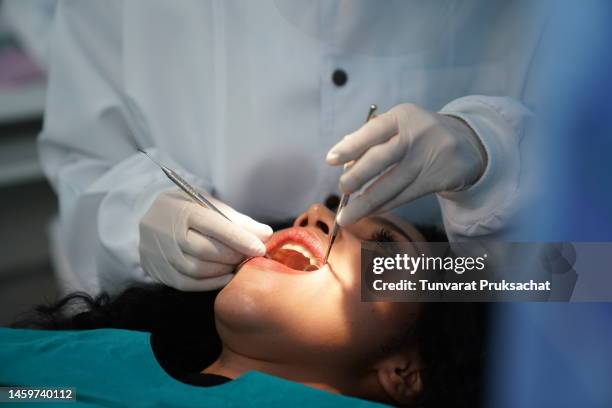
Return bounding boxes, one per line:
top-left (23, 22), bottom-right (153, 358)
top-left (13, 284), bottom-right (222, 379)
top-left (13, 282), bottom-right (489, 408)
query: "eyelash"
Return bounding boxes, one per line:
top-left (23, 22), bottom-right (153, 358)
top-left (371, 227), bottom-right (394, 242)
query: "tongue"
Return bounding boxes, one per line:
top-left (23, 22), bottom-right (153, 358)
top-left (269, 248), bottom-right (315, 271)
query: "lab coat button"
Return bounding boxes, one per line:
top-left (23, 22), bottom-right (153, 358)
top-left (332, 69), bottom-right (348, 86)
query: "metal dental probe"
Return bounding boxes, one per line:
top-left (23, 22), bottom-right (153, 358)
top-left (137, 149), bottom-right (232, 222)
top-left (138, 149), bottom-right (273, 267)
top-left (323, 104), bottom-right (378, 264)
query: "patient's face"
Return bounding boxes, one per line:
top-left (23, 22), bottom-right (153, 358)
top-left (215, 204), bottom-right (426, 370)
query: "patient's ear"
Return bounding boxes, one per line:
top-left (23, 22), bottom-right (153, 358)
top-left (377, 352), bottom-right (423, 406)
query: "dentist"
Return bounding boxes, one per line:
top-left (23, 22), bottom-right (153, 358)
top-left (40, 1), bottom-right (540, 292)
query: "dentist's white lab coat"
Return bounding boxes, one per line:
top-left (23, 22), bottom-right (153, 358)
top-left (40, 0), bottom-right (545, 293)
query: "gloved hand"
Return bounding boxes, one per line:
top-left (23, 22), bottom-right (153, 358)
top-left (139, 189), bottom-right (272, 291)
top-left (326, 103), bottom-right (487, 226)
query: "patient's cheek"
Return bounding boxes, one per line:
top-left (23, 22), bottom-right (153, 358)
top-left (331, 233), bottom-right (363, 290)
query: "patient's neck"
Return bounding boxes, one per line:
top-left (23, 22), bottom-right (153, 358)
top-left (202, 346), bottom-right (356, 395)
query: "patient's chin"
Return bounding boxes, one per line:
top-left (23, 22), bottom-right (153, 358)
top-left (214, 274), bottom-right (277, 335)
top-left (214, 278), bottom-right (301, 360)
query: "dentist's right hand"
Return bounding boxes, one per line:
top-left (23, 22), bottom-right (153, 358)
top-left (139, 189), bottom-right (272, 291)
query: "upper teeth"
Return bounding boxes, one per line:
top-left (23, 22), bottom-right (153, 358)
top-left (280, 243), bottom-right (317, 265)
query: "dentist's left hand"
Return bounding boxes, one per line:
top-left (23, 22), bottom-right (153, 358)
top-left (139, 189), bottom-right (272, 291)
top-left (326, 103), bottom-right (487, 226)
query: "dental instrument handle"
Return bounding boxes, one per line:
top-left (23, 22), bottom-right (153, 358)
top-left (139, 149), bottom-right (271, 269)
top-left (164, 168), bottom-right (232, 222)
top-left (323, 104), bottom-right (377, 264)
top-left (137, 149), bottom-right (232, 222)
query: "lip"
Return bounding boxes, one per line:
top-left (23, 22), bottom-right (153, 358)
top-left (237, 227), bottom-right (327, 274)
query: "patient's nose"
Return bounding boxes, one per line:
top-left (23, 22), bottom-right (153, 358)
top-left (294, 204), bottom-right (335, 236)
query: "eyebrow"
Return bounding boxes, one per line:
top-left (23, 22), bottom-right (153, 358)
top-left (369, 216), bottom-right (413, 242)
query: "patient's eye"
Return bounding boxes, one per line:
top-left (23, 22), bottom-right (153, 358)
top-left (370, 227), bottom-right (395, 242)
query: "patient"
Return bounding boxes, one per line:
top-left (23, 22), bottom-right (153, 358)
top-left (14, 204), bottom-right (488, 407)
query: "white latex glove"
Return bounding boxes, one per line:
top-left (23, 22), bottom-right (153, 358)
top-left (326, 103), bottom-right (487, 226)
top-left (139, 188), bottom-right (272, 291)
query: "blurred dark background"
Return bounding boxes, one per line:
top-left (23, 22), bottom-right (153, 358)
top-left (0, 0), bottom-right (58, 325)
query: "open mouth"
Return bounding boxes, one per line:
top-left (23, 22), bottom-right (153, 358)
top-left (268, 244), bottom-right (320, 271)
top-left (264, 228), bottom-right (325, 272)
